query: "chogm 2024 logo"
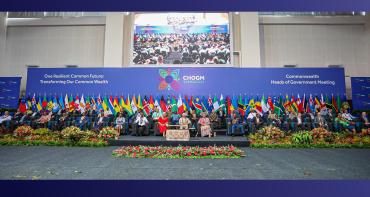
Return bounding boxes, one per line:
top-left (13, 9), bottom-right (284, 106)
top-left (158, 69), bottom-right (180, 91)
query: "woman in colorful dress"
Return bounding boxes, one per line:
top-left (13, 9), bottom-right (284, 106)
top-left (158, 112), bottom-right (169, 137)
top-left (198, 112), bottom-right (212, 138)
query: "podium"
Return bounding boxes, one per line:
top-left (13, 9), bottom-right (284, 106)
top-left (166, 125), bottom-right (190, 141)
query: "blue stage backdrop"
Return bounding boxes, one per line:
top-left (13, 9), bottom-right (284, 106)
top-left (26, 67), bottom-right (346, 98)
top-left (0, 77), bottom-right (22, 109)
top-left (351, 77), bottom-right (370, 110)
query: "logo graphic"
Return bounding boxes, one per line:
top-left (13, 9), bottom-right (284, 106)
top-left (158, 69), bottom-right (180, 91)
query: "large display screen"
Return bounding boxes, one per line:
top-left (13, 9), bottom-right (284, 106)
top-left (132, 13), bottom-right (231, 65)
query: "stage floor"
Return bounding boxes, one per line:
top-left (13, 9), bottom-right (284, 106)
top-left (109, 135), bottom-right (249, 147)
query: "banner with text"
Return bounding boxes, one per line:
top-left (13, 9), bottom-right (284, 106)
top-left (26, 67), bottom-right (346, 97)
top-left (0, 77), bottom-right (22, 109)
top-left (351, 77), bottom-right (370, 110)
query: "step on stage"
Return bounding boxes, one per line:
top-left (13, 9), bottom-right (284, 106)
top-left (109, 136), bottom-right (250, 147)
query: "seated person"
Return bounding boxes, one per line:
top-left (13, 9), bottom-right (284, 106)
top-left (151, 107), bottom-right (162, 135)
top-left (115, 113), bottom-right (125, 139)
top-left (314, 112), bottom-right (327, 129)
top-left (36, 111), bottom-right (51, 128)
top-left (133, 112), bottom-right (149, 136)
top-left (229, 111), bottom-right (245, 136)
top-left (94, 111), bottom-right (107, 131)
top-left (179, 113), bottom-right (191, 129)
top-left (209, 109), bottom-right (219, 133)
top-left (58, 112), bottom-right (69, 130)
top-left (76, 112), bottom-right (89, 130)
top-left (267, 110), bottom-right (280, 127)
top-left (189, 109), bottom-right (198, 129)
top-left (0, 111), bottom-right (12, 131)
top-left (198, 112), bottom-right (212, 138)
top-left (170, 112), bottom-right (181, 125)
top-left (335, 113), bottom-right (356, 134)
top-left (19, 111), bottom-right (32, 126)
top-left (360, 112), bottom-right (369, 128)
top-left (158, 112), bottom-right (169, 137)
top-left (342, 109), bottom-right (356, 121)
top-left (296, 113), bottom-right (304, 131)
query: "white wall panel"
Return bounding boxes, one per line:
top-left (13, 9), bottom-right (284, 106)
top-left (4, 25), bottom-right (105, 92)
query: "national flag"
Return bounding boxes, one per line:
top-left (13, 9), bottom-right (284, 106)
top-left (177, 95), bottom-right (184, 114)
top-left (108, 96), bottom-right (117, 115)
top-left (31, 94), bottom-right (37, 112)
top-left (131, 95), bottom-right (138, 113)
top-left (320, 94), bottom-right (326, 108)
top-left (267, 96), bottom-right (274, 111)
top-left (261, 95), bottom-right (269, 113)
top-left (238, 95), bottom-right (246, 116)
top-left (113, 96), bottom-right (120, 113)
top-left (58, 94), bottom-right (65, 110)
top-left (142, 96), bottom-right (151, 116)
top-left (160, 96), bottom-right (167, 112)
top-left (96, 94), bottom-right (103, 111)
top-left (74, 95), bottom-right (80, 112)
top-left (85, 96), bottom-right (91, 110)
top-left (36, 96), bottom-right (42, 112)
top-left (194, 97), bottom-right (203, 115)
top-left (171, 96), bottom-right (178, 113)
top-left (246, 98), bottom-right (255, 115)
top-left (90, 96), bottom-right (96, 110)
top-left (124, 95), bottom-right (133, 116)
top-left (189, 96), bottom-right (194, 109)
top-left (80, 95), bottom-right (86, 113)
top-left (255, 101), bottom-right (262, 115)
top-left (291, 95), bottom-right (298, 113)
top-left (64, 94), bottom-right (69, 110)
top-left (47, 96), bottom-right (53, 111)
top-left (231, 96), bottom-right (237, 112)
top-left (207, 95), bottom-right (213, 111)
top-left (101, 96), bottom-right (109, 111)
top-left (166, 95), bottom-right (172, 111)
top-left (226, 96), bottom-right (232, 114)
top-left (314, 95), bottom-right (321, 110)
top-left (332, 94), bottom-right (338, 113)
top-left (42, 95), bottom-right (48, 108)
top-left (18, 98), bottom-right (27, 113)
top-left (137, 94), bottom-right (143, 109)
top-left (219, 94), bottom-right (226, 114)
top-left (103, 97), bottom-right (113, 114)
top-left (307, 94), bottom-right (315, 113)
top-left (184, 95), bottom-right (190, 111)
top-left (201, 96), bottom-right (210, 112)
top-left (52, 96), bottom-right (60, 113)
top-left (296, 94), bottom-right (303, 113)
top-left (336, 95), bottom-right (342, 112)
top-left (274, 96), bottom-right (283, 116)
top-left (149, 95), bottom-right (155, 111)
top-left (119, 96), bottom-right (125, 109)
top-left (212, 95), bottom-right (220, 111)
top-left (283, 94), bottom-right (291, 112)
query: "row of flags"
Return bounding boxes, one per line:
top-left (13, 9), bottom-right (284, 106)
top-left (18, 93), bottom-right (343, 117)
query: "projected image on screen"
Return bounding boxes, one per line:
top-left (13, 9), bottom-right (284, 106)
top-left (133, 13), bottom-right (231, 65)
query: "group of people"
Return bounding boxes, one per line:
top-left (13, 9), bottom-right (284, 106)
top-left (133, 33), bottom-right (230, 65)
top-left (1, 104), bottom-right (369, 137)
top-left (227, 106), bottom-right (370, 135)
top-left (0, 106), bottom-right (222, 138)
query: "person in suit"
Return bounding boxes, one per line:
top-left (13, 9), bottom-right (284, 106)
top-left (76, 112), bottom-right (89, 130)
top-left (134, 112), bottom-right (149, 136)
top-left (360, 112), bottom-right (369, 129)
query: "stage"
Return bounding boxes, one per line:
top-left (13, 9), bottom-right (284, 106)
top-left (108, 135), bottom-right (250, 147)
